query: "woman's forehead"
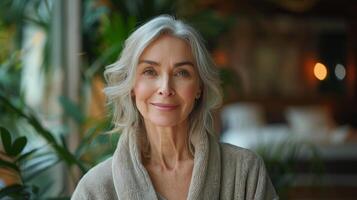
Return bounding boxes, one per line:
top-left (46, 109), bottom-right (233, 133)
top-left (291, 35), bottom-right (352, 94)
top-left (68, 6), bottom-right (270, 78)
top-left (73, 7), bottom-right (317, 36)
top-left (139, 34), bottom-right (194, 60)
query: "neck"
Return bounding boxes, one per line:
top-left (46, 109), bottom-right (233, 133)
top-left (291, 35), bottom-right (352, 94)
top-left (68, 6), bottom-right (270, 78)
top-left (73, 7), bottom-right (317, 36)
top-left (143, 121), bottom-right (192, 170)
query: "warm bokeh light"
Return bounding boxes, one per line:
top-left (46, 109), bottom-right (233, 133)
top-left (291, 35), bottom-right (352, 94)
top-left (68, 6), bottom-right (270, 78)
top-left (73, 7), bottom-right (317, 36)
top-left (314, 62), bottom-right (328, 80)
top-left (212, 49), bottom-right (229, 67)
top-left (335, 64), bottom-right (346, 80)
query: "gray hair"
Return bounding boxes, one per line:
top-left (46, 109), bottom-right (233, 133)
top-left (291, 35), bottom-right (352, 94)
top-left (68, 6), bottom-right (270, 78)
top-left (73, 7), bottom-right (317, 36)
top-left (104, 15), bottom-right (222, 148)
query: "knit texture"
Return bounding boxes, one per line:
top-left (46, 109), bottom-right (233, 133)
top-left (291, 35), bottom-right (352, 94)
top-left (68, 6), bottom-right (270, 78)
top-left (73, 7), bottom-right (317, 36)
top-left (71, 131), bottom-right (278, 200)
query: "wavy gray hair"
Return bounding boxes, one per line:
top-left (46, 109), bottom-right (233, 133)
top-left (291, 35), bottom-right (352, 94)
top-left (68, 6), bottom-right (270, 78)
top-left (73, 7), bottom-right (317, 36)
top-left (104, 15), bottom-right (222, 149)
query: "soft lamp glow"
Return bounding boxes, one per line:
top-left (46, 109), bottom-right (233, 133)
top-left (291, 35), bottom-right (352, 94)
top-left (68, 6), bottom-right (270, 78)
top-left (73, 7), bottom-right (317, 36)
top-left (335, 64), bottom-right (346, 80)
top-left (314, 62), bottom-right (327, 80)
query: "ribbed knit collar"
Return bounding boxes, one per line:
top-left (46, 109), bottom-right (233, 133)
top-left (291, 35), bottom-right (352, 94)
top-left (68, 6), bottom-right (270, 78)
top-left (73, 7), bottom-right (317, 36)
top-left (112, 131), bottom-right (221, 200)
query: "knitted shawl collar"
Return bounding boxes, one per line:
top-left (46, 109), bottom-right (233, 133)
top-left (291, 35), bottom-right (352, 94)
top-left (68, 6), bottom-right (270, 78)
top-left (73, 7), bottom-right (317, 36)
top-left (112, 131), bottom-right (221, 200)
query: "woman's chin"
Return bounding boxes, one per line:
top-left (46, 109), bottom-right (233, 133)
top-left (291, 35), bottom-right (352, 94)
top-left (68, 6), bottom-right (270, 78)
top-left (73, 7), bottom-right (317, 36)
top-left (146, 117), bottom-right (184, 128)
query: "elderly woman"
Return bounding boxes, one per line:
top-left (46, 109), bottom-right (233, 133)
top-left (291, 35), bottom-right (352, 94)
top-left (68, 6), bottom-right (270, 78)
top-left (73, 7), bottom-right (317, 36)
top-left (72, 15), bottom-right (278, 200)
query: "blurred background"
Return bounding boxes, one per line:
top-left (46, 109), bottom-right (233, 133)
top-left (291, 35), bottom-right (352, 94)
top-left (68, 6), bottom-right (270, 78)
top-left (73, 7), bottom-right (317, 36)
top-left (0, 0), bottom-right (356, 199)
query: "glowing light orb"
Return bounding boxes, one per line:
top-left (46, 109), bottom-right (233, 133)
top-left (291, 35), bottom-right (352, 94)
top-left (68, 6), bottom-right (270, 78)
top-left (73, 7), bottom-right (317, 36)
top-left (335, 64), bottom-right (346, 80)
top-left (314, 62), bottom-right (327, 80)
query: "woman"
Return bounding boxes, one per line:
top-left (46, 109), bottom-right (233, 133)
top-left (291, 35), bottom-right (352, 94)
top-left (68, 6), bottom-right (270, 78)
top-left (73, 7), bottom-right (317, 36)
top-left (72, 15), bottom-right (278, 200)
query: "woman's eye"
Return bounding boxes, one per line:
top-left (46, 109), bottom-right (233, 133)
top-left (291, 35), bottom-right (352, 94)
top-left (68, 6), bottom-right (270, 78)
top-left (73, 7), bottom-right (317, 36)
top-left (175, 70), bottom-right (190, 77)
top-left (143, 68), bottom-right (157, 76)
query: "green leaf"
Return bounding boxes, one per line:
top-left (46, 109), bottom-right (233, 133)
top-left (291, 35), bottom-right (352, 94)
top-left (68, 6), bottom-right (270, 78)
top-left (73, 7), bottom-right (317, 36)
top-left (16, 147), bottom-right (40, 162)
top-left (10, 136), bottom-right (27, 156)
top-left (0, 158), bottom-right (19, 172)
top-left (0, 127), bottom-right (13, 155)
top-left (26, 114), bottom-right (57, 144)
top-left (60, 134), bottom-right (68, 151)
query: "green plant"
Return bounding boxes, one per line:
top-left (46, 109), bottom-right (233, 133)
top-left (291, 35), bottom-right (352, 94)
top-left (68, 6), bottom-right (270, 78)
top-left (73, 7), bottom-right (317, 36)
top-left (0, 95), bottom-right (86, 172)
top-left (0, 126), bottom-right (41, 199)
top-left (256, 140), bottom-right (324, 198)
top-left (0, 95), bottom-right (119, 199)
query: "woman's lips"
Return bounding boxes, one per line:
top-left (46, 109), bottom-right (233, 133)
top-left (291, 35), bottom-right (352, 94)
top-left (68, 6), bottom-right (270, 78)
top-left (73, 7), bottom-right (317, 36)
top-left (151, 103), bottom-right (179, 111)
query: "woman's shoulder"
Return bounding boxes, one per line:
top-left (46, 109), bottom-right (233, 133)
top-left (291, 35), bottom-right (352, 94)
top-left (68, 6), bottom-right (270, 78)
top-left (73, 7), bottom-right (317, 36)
top-left (81, 157), bottom-right (113, 182)
top-left (219, 143), bottom-right (279, 199)
top-left (71, 157), bottom-right (116, 199)
top-left (219, 142), bottom-right (264, 168)
top-left (220, 143), bottom-right (260, 159)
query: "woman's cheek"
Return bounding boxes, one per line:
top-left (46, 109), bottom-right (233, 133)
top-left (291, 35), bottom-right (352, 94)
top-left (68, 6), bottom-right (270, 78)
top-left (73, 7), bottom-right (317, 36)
top-left (134, 82), bottom-right (146, 94)
top-left (134, 78), bottom-right (154, 95)
top-left (181, 83), bottom-right (199, 100)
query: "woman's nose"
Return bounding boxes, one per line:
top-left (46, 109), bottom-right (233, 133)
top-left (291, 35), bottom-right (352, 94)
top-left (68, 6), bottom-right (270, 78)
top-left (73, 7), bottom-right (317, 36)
top-left (158, 76), bottom-right (175, 96)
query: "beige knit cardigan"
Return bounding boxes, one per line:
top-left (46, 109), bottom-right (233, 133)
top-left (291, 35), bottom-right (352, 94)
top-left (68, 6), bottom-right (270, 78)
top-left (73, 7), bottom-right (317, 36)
top-left (71, 130), bottom-right (278, 200)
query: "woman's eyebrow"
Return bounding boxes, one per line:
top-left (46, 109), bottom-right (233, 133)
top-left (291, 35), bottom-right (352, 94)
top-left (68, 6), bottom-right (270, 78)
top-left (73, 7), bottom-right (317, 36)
top-left (174, 61), bottom-right (194, 68)
top-left (138, 60), bottom-right (159, 65)
top-left (138, 60), bottom-right (194, 68)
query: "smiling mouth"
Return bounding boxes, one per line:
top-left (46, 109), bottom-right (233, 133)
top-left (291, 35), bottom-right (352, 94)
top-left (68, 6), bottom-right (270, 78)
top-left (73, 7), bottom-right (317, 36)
top-left (151, 103), bottom-right (179, 111)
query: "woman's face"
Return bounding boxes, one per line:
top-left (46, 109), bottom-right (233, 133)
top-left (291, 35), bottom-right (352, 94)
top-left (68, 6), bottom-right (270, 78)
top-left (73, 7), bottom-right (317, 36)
top-left (133, 35), bottom-right (201, 127)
